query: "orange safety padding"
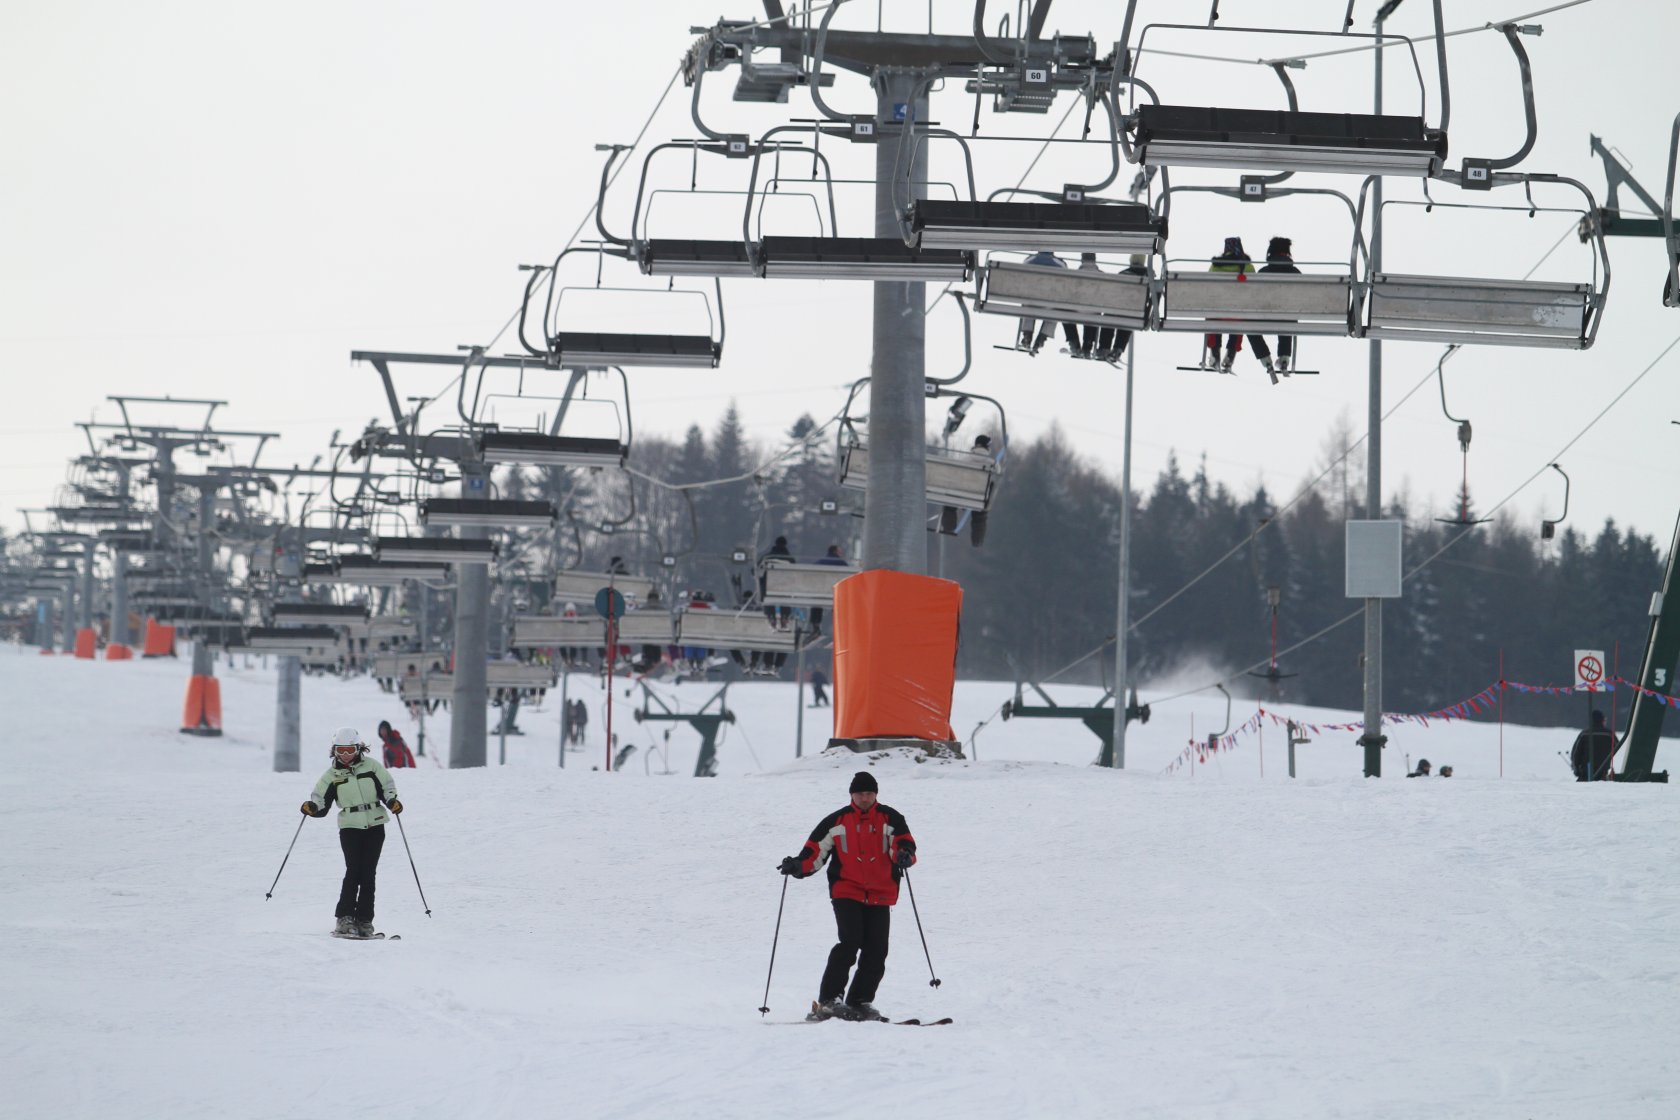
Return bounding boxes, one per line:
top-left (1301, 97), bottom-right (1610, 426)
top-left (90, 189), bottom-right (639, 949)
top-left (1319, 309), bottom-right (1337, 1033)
top-left (182, 675), bottom-right (205, 729)
top-left (38, 647), bottom-right (55, 656)
top-left (832, 569), bottom-right (962, 742)
top-left (105, 643), bottom-right (134, 661)
top-left (200, 676), bottom-right (223, 731)
top-left (142, 619), bottom-right (176, 658)
top-left (74, 628), bottom-right (97, 659)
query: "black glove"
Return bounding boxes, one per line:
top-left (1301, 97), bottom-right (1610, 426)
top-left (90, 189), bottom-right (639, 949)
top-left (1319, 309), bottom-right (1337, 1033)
top-left (387, 799), bottom-right (403, 815)
top-left (301, 801), bottom-right (324, 818)
top-left (778, 856), bottom-right (802, 876)
top-left (895, 846), bottom-right (915, 869)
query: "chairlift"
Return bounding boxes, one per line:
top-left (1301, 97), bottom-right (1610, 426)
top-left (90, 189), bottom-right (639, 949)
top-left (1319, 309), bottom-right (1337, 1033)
top-left (1431, 348), bottom-right (1490, 528)
top-left (977, 256), bottom-right (1153, 333)
top-left (245, 626), bottom-right (342, 654)
top-left (271, 603), bottom-right (370, 627)
top-left (373, 536), bottom-right (497, 565)
top-left (913, 199), bottom-right (1164, 256)
top-left (553, 569), bottom-right (656, 605)
top-left (331, 554), bottom-right (452, 585)
top-left (674, 605), bottom-right (798, 653)
top-left (834, 382), bottom-right (1007, 514)
top-left (1246, 586), bottom-right (1298, 690)
top-left (1118, 5), bottom-right (1451, 178)
top-left (471, 366), bottom-right (632, 470)
top-left (1540, 463), bottom-right (1570, 540)
top-left (520, 245), bottom-right (724, 370)
top-left (420, 498), bottom-right (558, 530)
top-left (509, 614), bottom-right (607, 649)
top-left (343, 617), bottom-right (416, 642)
top-left (480, 431), bottom-right (626, 469)
top-left (760, 560), bottom-right (859, 608)
top-left (610, 138), bottom-right (837, 278)
top-left (1356, 175), bottom-right (1611, 349)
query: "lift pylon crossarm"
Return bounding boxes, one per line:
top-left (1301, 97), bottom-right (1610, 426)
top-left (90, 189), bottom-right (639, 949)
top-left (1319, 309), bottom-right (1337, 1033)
top-left (632, 681), bottom-right (736, 777)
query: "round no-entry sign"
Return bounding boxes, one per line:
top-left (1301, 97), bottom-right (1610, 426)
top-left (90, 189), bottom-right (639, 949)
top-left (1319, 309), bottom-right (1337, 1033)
top-left (1574, 650), bottom-right (1605, 690)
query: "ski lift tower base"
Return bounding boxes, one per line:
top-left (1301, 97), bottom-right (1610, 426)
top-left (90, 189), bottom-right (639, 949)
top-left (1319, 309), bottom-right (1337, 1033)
top-left (827, 737), bottom-right (965, 760)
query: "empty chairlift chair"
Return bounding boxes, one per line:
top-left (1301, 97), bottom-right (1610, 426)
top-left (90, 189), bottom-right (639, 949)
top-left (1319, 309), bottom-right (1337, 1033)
top-left (638, 239), bottom-right (758, 278)
top-left (758, 236), bottom-right (972, 281)
top-left (480, 431), bottom-right (627, 470)
top-left (1357, 179), bottom-right (1610, 349)
top-left (419, 498), bottom-right (559, 530)
top-left (912, 200), bottom-right (1165, 255)
top-left (1131, 106), bottom-right (1448, 178)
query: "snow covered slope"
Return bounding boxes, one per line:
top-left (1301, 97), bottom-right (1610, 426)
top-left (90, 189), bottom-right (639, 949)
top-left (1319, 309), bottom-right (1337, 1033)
top-left (3, 645), bottom-right (1676, 1120)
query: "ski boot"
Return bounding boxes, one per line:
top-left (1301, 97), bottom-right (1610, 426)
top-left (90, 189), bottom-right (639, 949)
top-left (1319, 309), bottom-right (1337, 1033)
top-left (1219, 351), bottom-right (1236, 374)
top-left (806, 997), bottom-right (847, 1022)
top-left (335, 916), bottom-right (356, 936)
top-left (845, 1001), bottom-right (888, 1022)
top-left (1260, 356), bottom-right (1278, 385)
top-left (354, 919), bottom-right (376, 939)
top-left (1199, 347), bottom-right (1220, 372)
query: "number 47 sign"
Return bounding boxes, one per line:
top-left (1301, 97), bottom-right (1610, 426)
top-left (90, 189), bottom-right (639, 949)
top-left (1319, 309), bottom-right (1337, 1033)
top-left (1574, 649), bottom-right (1606, 691)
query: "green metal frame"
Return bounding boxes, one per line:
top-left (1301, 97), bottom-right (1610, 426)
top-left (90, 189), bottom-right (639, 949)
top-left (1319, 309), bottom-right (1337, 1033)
top-left (1001, 681), bottom-right (1149, 767)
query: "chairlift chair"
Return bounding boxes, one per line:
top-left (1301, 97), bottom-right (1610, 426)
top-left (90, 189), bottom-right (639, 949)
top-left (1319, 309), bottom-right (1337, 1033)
top-left (760, 560), bottom-right (859, 608)
top-left (758, 236), bottom-right (973, 281)
top-left (674, 606), bottom-right (798, 652)
top-left (1357, 176), bottom-right (1610, 349)
top-left (525, 247), bottom-right (725, 370)
top-left (331, 554), bottom-right (452, 585)
top-left (553, 569), bottom-right (656, 604)
top-left (271, 603), bottom-right (370, 627)
top-left (420, 498), bottom-right (559, 530)
top-left (373, 536), bottom-right (497, 565)
top-left (245, 626), bottom-right (342, 653)
top-left (976, 259), bottom-right (1152, 332)
top-left (479, 431), bottom-right (626, 470)
top-left (1117, 5), bottom-right (1452, 178)
top-left (912, 200), bottom-right (1164, 255)
top-left (509, 615), bottom-right (607, 649)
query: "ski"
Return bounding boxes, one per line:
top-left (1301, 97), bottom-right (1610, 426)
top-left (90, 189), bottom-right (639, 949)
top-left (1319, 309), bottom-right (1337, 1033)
top-left (331, 931), bottom-right (400, 940)
top-left (890, 1017), bottom-right (953, 1026)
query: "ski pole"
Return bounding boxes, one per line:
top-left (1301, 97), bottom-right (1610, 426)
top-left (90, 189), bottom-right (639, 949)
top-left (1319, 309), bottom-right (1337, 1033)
top-left (266, 815), bottom-right (307, 900)
top-left (393, 812), bottom-right (432, 916)
top-left (902, 870), bottom-right (941, 987)
top-left (758, 873), bottom-right (790, 1016)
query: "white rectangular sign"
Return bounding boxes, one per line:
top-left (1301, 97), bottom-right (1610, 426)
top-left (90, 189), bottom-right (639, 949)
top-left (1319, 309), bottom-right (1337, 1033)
top-left (1573, 648), bottom-right (1606, 691)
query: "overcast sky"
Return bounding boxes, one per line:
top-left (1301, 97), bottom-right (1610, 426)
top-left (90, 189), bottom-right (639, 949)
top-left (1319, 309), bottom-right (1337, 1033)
top-left (3, 0), bottom-right (1677, 552)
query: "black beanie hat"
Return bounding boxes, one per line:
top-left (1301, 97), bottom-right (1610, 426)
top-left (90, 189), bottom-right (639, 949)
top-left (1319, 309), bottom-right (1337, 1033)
top-left (849, 770), bottom-right (878, 793)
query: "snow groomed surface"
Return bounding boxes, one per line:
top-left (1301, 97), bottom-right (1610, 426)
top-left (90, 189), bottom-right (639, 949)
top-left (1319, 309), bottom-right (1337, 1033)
top-left (2, 645), bottom-right (1676, 1119)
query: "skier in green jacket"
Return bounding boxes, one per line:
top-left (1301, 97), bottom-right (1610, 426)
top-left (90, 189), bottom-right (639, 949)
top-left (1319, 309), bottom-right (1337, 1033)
top-left (302, 727), bottom-right (402, 937)
top-left (1201, 236), bottom-right (1254, 373)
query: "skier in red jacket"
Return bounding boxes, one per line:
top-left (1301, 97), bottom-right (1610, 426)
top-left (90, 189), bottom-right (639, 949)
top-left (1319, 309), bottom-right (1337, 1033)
top-left (779, 770), bottom-right (916, 1022)
top-left (377, 720), bottom-right (416, 768)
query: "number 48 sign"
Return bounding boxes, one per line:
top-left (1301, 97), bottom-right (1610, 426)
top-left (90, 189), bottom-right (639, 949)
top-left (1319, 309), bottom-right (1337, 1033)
top-left (1573, 649), bottom-right (1606, 691)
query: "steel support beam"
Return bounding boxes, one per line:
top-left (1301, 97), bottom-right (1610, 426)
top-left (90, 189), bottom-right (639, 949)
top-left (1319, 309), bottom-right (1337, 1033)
top-left (450, 462), bottom-right (491, 768)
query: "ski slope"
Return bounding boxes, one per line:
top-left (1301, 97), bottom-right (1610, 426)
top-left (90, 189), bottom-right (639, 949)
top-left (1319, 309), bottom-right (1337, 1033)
top-left (3, 644), bottom-right (1677, 1120)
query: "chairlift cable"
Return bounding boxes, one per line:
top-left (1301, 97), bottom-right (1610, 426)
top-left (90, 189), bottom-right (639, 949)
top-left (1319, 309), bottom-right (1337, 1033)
top-left (1037, 218), bottom-right (1594, 689)
top-left (1147, 329), bottom-right (1680, 707)
top-left (1257, 0), bottom-right (1597, 67)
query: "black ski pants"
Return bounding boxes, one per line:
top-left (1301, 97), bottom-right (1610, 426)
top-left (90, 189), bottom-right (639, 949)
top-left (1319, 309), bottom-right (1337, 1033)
top-left (820, 898), bottom-right (891, 1005)
top-left (335, 825), bottom-right (385, 921)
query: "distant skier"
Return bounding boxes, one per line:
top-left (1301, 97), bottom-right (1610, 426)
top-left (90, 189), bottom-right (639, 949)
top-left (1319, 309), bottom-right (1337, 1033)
top-left (809, 668), bottom-right (830, 708)
top-left (301, 727), bottom-right (402, 938)
top-left (377, 720), bottom-right (416, 768)
top-left (1570, 709), bottom-right (1616, 782)
top-left (778, 771), bottom-right (916, 1022)
top-left (1407, 758), bottom-right (1432, 778)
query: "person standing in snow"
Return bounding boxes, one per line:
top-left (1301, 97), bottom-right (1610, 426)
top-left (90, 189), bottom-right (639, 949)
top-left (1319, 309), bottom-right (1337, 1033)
top-left (301, 727), bottom-right (402, 937)
top-left (1570, 709), bottom-right (1617, 782)
top-left (778, 771), bottom-right (916, 1021)
top-left (377, 719), bottom-right (416, 768)
top-left (1407, 758), bottom-right (1432, 778)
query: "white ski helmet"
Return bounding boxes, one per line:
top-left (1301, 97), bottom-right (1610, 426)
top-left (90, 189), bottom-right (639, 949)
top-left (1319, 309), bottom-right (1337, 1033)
top-left (330, 726), bottom-right (366, 761)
